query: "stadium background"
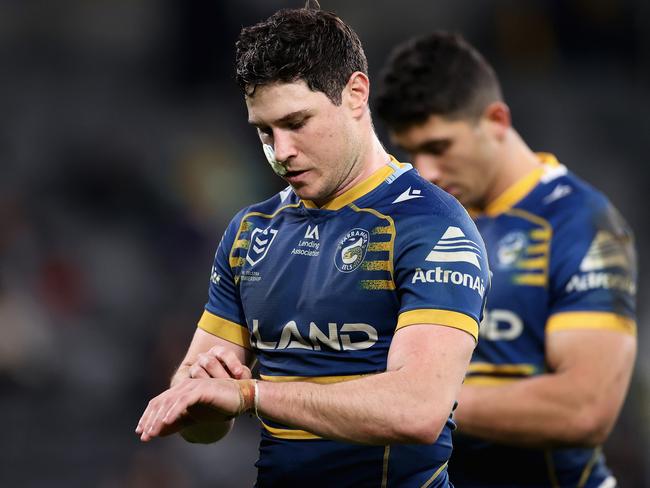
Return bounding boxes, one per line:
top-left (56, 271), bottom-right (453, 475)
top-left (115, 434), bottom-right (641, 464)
top-left (1, 1), bottom-right (648, 486)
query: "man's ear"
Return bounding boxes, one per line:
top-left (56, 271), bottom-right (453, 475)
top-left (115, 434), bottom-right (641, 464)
top-left (342, 71), bottom-right (370, 118)
top-left (482, 101), bottom-right (511, 141)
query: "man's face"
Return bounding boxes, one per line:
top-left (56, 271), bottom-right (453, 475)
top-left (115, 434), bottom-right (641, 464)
top-left (246, 80), bottom-right (358, 204)
top-left (391, 114), bottom-right (498, 208)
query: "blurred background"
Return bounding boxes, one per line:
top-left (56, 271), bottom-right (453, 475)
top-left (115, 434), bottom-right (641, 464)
top-left (1, 0), bottom-right (648, 486)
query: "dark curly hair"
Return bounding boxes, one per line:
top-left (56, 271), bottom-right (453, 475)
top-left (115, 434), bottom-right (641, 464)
top-left (235, 8), bottom-right (368, 105)
top-left (375, 32), bottom-right (503, 131)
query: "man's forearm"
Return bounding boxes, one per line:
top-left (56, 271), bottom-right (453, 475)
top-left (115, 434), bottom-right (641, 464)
top-left (257, 370), bottom-right (453, 445)
top-left (455, 374), bottom-right (609, 447)
top-left (456, 331), bottom-right (636, 447)
top-left (255, 325), bottom-right (474, 445)
top-left (137, 324), bottom-right (474, 445)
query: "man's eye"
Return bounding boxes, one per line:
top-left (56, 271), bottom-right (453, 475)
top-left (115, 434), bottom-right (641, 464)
top-left (287, 119), bottom-right (307, 131)
top-left (423, 140), bottom-right (451, 156)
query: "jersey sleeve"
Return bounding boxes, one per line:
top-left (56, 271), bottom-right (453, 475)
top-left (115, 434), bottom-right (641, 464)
top-left (393, 204), bottom-right (490, 341)
top-left (546, 196), bottom-right (637, 336)
top-left (197, 210), bottom-right (252, 349)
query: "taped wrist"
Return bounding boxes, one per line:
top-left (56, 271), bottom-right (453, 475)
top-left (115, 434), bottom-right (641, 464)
top-left (236, 379), bottom-right (256, 415)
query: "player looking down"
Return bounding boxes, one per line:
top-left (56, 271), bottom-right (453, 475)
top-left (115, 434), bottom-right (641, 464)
top-left (376, 31), bottom-right (637, 488)
top-left (136, 8), bottom-right (489, 488)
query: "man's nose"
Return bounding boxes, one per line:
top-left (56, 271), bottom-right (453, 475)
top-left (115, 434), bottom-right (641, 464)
top-left (272, 130), bottom-right (298, 163)
top-left (412, 154), bottom-right (442, 185)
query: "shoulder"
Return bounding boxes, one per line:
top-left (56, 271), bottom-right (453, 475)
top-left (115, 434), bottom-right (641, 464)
top-left (531, 167), bottom-right (635, 283)
top-left (237, 187), bottom-right (299, 219)
top-left (376, 167), bottom-right (487, 266)
top-left (220, 188), bottom-right (299, 240)
top-left (375, 166), bottom-right (474, 227)
top-left (226, 187), bottom-right (299, 226)
top-left (531, 168), bottom-right (630, 239)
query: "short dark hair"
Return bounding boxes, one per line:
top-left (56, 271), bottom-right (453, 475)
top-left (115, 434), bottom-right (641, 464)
top-left (235, 8), bottom-right (368, 105)
top-left (375, 32), bottom-right (503, 131)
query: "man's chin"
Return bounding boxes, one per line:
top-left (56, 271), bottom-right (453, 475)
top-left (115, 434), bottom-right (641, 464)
top-left (290, 186), bottom-right (315, 201)
top-left (291, 187), bottom-right (331, 206)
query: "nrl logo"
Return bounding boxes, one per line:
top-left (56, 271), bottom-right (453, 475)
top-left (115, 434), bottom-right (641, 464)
top-left (334, 228), bottom-right (369, 273)
top-left (246, 227), bottom-right (278, 266)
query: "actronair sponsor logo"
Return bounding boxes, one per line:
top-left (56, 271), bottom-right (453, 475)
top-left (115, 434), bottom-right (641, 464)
top-left (579, 231), bottom-right (631, 272)
top-left (565, 272), bottom-right (636, 295)
top-left (412, 267), bottom-right (486, 298)
top-left (426, 226), bottom-right (482, 270)
top-left (565, 230), bottom-right (636, 295)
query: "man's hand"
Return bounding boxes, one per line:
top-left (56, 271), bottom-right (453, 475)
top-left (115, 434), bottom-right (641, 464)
top-left (143, 329), bottom-right (254, 443)
top-left (135, 378), bottom-right (245, 442)
top-left (189, 345), bottom-right (253, 380)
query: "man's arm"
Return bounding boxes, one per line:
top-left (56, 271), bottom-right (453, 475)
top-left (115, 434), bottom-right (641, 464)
top-left (171, 327), bottom-right (253, 386)
top-left (160, 327), bottom-right (254, 443)
top-left (137, 322), bottom-right (476, 445)
top-left (453, 328), bottom-right (636, 447)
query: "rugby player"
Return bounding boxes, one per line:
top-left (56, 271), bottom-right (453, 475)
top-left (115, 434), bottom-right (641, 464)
top-left (376, 31), bottom-right (637, 487)
top-left (136, 9), bottom-right (490, 487)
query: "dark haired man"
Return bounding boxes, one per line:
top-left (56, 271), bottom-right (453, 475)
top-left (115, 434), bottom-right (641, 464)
top-left (137, 10), bottom-right (489, 487)
top-left (376, 32), bottom-right (637, 487)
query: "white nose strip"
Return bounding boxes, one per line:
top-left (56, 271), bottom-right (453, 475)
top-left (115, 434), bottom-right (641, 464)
top-left (263, 144), bottom-right (287, 176)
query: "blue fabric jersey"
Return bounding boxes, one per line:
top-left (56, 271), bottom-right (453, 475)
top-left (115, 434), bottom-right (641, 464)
top-left (449, 154), bottom-right (637, 488)
top-left (198, 160), bottom-right (490, 487)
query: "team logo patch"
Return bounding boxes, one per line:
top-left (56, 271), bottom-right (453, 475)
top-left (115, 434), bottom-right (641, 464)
top-left (246, 227), bottom-right (278, 266)
top-left (496, 231), bottom-right (529, 269)
top-left (425, 226), bottom-right (482, 270)
top-left (334, 228), bottom-right (370, 273)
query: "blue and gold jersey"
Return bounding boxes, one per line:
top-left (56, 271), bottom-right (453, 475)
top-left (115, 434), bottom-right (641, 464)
top-left (199, 160), bottom-right (489, 487)
top-left (449, 154), bottom-right (637, 488)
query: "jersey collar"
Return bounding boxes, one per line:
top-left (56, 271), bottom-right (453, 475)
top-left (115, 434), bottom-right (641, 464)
top-left (302, 157), bottom-right (405, 211)
top-left (475, 152), bottom-right (561, 217)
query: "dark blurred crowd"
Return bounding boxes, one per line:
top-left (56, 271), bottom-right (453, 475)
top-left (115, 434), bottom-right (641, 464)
top-left (1, 1), bottom-right (648, 486)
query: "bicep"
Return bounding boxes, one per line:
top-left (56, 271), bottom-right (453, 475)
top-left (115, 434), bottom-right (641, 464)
top-left (387, 323), bottom-right (475, 395)
top-left (546, 328), bottom-right (636, 416)
top-left (181, 327), bottom-right (254, 368)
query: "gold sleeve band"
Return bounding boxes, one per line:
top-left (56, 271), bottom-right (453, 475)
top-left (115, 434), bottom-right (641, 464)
top-left (397, 309), bottom-right (479, 341)
top-left (198, 310), bottom-right (252, 349)
top-left (546, 311), bottom-right (636, 336)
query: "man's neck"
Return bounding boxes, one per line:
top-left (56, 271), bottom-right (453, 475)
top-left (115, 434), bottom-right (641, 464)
top-left (316, 133), bottom-right (390, 206)
top-left (483, 129), bottom-right (543, 207)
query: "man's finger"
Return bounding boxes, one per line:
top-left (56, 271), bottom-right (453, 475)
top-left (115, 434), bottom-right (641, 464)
top-left (208, 347), bottom-right (249, 379)
top-left (136, 396), bottom-right (160, 436)
top-left (189, 362), bottom-right (211, 379)
top-left (198, 354), bottom-right (230, 378)
top-left (141, 388), bottom-right (179, 441)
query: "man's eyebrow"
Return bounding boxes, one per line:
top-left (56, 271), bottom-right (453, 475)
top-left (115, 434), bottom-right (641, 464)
top-left (414, 138), bottom-right (450, 152)
top-left (248, 110), bottom-right (310, 127)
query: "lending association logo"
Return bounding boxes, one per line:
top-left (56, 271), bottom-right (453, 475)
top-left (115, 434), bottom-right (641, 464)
top-left (425, 226), bottom-right (482, 270)
top-left (334, 228), bottom-right (370, 273)
top-left (246, 227), bottom-right (278, 266)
